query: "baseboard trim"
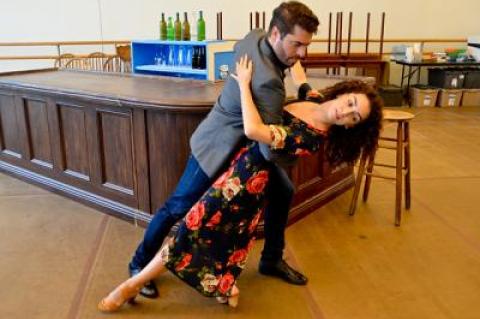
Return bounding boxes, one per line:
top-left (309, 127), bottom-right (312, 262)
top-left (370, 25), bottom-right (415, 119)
top-left (0, 160), bottom-right (152, 225)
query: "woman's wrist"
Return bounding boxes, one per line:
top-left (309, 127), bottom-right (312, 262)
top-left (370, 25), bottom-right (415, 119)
top-left (238, 82), bottom-right (251, 91)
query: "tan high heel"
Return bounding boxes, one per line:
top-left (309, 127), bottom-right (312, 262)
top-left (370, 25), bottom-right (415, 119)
top-left (216, 285), bottom-right (240, 308)
top-left (227, 295), bottom-right (239, 308)
top-left (98, 281), bottom-right (140, 313)
top-left (227, 285), bottom-right (240, 308)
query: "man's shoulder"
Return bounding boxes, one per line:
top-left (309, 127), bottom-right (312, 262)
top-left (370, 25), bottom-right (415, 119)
top-left (236, 32), bottom-right (282, 79)
top-left (239, 29), bottom-right (266, 45)
top-left (235, 30), bottom-right (265, 57)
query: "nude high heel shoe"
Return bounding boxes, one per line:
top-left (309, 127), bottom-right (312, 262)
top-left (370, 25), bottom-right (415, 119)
top-left (98, 281), bottom-right (140, 313)
top-left (227, 285), bottom-right (240, 308)
top-left (216, 285), bottom-right (240, 308)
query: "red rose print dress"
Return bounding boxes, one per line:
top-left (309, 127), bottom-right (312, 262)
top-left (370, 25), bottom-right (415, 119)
top-left (160, 111), bottom-right (326, 298)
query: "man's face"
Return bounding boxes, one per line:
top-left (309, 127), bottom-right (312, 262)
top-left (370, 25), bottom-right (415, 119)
top-left (270, 25), bottom-right (313, 66)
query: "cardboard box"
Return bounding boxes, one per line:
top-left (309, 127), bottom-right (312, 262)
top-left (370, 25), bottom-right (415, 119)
top-left (437, 89), bottom-right (463, 107)
top-left (409, 85), bottom-right (439, 107)
top-left (461, 89), bottom-right (480, 106)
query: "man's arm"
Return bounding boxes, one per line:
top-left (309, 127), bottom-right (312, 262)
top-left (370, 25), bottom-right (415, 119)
top-left (232, 56), bottom-right (274, 144)
top-left (254, 79), bottom-right (285, 124)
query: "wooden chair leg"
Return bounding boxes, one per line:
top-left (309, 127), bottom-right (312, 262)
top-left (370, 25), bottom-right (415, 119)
top-left (404, 122), bottom-right (411, 210)
top-left (349, 152), bottom-right (368, 216)
top-left (362, 148), bottom-right (376, 202)
top-left (395, 122), bottom-right (404, 226)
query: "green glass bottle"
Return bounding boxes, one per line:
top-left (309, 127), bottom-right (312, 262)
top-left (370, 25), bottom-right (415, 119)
top-left (174, 12), bottom-right (182, 41)
top-left (182, 12), bottom-right (191, 41)
top-left (160, 13), bottom-right (167, 40)
top-left (167, 17), bottom-right (174, 40)
top-left (197, 10), bottom-right (205, 41)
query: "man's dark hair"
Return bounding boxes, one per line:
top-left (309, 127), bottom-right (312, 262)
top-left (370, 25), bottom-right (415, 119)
top-left (268, 1), bottom-right (319, 38)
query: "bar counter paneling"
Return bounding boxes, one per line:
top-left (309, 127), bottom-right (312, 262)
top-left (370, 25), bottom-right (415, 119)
top-left (0, 69), bottom-right (354, 233)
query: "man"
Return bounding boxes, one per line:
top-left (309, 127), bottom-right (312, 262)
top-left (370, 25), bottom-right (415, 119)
top-left (129, 1), bottom-right (319, 298)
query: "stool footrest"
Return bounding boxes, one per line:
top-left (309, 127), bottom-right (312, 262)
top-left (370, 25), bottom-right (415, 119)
top-left (378, 142), bottom-right (409, 150)
top-left (365, 172), bottom-right (396, 180)
top-left (373, 162), bottom-right (408, 170)
top-left (374, 163), bottom-right (397, 169)
top-left (378, 145), bottom-right (398, 150)
top-left (379, 137), bottom-right (398, 142)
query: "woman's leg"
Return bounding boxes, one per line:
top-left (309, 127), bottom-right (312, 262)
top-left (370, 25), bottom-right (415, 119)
top-left (98, 249), bottom-right (169, 312)
top-left (131, 157), bottom-right (211, 268)
top-left (128, 249), bottom-right (169, 288)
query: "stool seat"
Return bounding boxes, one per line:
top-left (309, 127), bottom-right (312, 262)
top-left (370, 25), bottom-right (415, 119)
top-left (349, 109), bottom-right (415, 226)
top-left (383, 110), bottom-right (415, 121)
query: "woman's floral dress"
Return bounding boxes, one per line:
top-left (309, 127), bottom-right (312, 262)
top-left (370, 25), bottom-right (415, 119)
top-left (160, 111), bottom-right (326, 297)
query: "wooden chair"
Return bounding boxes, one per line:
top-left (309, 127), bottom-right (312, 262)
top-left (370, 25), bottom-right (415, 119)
top-left (63, 58), bottom-right (90, 70)
top-left (87, 52), bottom-right (109, 71)
top-left (54, 53), bottom-right (75, 68)
top-left (349, 110), bottom-right (415, 226)
top-left (303, 12), bottom-right (386, 83)
top-left (115, 45), bottom-right (131, 63)
top-left (103, 56), bottom-right (131, 73)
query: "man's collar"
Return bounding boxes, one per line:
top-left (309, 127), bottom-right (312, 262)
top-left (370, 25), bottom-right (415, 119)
top-left (261, 36), bottom-right (290, 71)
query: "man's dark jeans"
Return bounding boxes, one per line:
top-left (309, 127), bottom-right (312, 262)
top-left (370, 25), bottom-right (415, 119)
top-left (130, 155), bottom-right (212, 269)
top-left (129, 154), bottom-right (294, 269)
top-left (261, 162), bottom-right (294, 263)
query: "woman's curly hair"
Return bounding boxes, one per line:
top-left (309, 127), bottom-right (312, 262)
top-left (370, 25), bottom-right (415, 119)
top-left (307, 80), bottom-right (383, 166)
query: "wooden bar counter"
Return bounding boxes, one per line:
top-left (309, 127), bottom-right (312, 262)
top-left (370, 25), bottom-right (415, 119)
top-left (0, 69), bottom-right (355, 232)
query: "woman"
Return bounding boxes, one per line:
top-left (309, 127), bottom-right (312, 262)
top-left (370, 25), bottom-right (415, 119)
top-left (98, 55), bottom-right (383, 311)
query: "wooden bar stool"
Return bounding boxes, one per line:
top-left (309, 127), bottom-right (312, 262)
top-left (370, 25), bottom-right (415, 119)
top-left (349, 110), bottom-right (415, 226)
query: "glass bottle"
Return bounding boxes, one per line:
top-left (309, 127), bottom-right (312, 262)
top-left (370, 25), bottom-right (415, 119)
top-left (199, 46), bottom-right (206, 69)
top-left (185, 46), bottom-right (193, 68)
top-left (197, 10), bottom-right (206, 41)
top-left (182, 12), bottom-right (191, 41)
top-left (167, 45), bottom-right (175, 66)
top-left (167, 17), bottom-right (174, 41)
top-left (192, 46), bottom-right (199, 69)
top-left (160, 13), bottom-right (167, 40)
top-left (174, 12), bottom-right (182, 41)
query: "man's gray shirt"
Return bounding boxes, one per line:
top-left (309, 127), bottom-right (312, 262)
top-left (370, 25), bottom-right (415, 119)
top-left (190, 29), bottom-right (292, 178)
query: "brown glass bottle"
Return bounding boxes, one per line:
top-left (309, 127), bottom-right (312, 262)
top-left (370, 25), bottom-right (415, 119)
top-left (182, 12), bottom-right (191, 41)
top-left (174, 13), bottom-right (181, 41)
top-left (159, 13), bottom-right (167, 40)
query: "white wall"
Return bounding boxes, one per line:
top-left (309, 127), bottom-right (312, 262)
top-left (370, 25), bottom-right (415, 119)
top-left (2, 0), bottom-right (479, 40)
top-left (1, 0), bottom-right (479, 76)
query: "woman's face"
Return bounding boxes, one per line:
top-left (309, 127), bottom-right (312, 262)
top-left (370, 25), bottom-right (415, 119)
top-left (328, 93), bottom-right (371, 128)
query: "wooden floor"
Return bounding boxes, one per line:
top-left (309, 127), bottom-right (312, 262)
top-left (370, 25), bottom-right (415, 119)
top-left (1, 106), bottom-right (480, 319)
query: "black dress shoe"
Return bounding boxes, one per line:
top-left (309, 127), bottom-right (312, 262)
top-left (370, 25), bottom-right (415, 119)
top-left (259, 259), bottom-right (308, 285)
top-left (128, 266), bottom-right (159, 298)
